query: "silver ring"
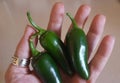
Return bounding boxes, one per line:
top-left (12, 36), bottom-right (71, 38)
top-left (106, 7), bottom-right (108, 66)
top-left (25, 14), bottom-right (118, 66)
top-left (12, 56), bottom-right (30, 67)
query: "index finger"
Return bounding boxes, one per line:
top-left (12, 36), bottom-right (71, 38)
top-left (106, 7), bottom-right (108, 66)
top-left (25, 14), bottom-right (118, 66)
top-left (47, 2), bottom-right (64, 37)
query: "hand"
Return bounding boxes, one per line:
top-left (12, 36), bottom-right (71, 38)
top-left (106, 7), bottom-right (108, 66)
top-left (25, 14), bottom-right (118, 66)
top-left (5, 2), bottom-right (115, 83)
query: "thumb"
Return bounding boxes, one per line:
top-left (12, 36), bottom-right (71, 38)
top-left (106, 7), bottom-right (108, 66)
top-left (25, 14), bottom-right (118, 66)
top-left (5, 25), bottom-right (37, 82)
top-left (6, 25), bottom-right (37, 73)
top-left (15, 25), bottom-right (36, 59)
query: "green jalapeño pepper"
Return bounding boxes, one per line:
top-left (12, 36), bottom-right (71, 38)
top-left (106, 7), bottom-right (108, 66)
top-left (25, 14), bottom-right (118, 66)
top-left (29, 39), bottom-right (62, 83)
top-left (27, 12), bottom-right (73, 76)
top-left (65, 13), bottom-right (90, 80)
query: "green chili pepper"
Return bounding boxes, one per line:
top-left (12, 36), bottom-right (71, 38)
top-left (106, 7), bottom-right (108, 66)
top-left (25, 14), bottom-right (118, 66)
top-left (29, 39), bottom-right (62, 83)
top-left (27, 12), bottom-right (73, 76)
top-left (65, 13), bottom-right (90, 80)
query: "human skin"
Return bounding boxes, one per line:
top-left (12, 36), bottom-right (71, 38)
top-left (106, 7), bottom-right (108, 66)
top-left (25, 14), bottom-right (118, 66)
top-left (5, 2), bottom-right (115, 83)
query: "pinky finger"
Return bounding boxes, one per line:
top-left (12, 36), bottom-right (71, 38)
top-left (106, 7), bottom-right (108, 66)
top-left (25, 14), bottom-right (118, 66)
top-left (88, 35), bottom-right (115, 83)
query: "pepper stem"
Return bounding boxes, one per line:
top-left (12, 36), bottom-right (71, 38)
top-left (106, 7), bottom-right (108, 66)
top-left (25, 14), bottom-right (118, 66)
top-left (29, 38), bottom-right (39, 56)
top-left (66, 13), bottom-right (78, 28)
top-left (27, 12), bottom-right (45, 35)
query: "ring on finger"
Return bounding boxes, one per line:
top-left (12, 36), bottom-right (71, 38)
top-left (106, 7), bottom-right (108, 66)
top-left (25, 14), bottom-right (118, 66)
top-left (11, 56), bottom-right (30, 67)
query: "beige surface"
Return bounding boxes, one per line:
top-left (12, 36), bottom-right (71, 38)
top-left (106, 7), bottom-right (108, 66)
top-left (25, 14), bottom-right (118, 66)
top-left (0, 0), bottom-right (120, 83)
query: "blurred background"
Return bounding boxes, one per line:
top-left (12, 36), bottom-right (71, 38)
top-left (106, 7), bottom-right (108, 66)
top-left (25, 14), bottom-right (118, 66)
top-left (0, 0), bottom-right (120, 83)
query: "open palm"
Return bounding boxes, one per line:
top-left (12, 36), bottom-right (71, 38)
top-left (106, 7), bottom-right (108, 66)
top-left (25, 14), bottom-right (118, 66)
top-left (5, 2), bottom-right (115, 83)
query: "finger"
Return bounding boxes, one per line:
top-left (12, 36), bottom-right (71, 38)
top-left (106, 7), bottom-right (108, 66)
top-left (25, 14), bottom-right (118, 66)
top-left (8, 25), bottom-right (36, 73)
top-left (88, 35), bottom-right (115, 83)
top-left (14, 25), bottom-right (36, 59)
top-left (47, 2), bottom-right (64, 37)
top-left (68, 4), bottom-right (91, 31)
top-left (75, 4), bottom-right (91, 28)
top-left (5, 25), bottom-right (39, 82)
top-left (87, 14), bottom-right (106, 58)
